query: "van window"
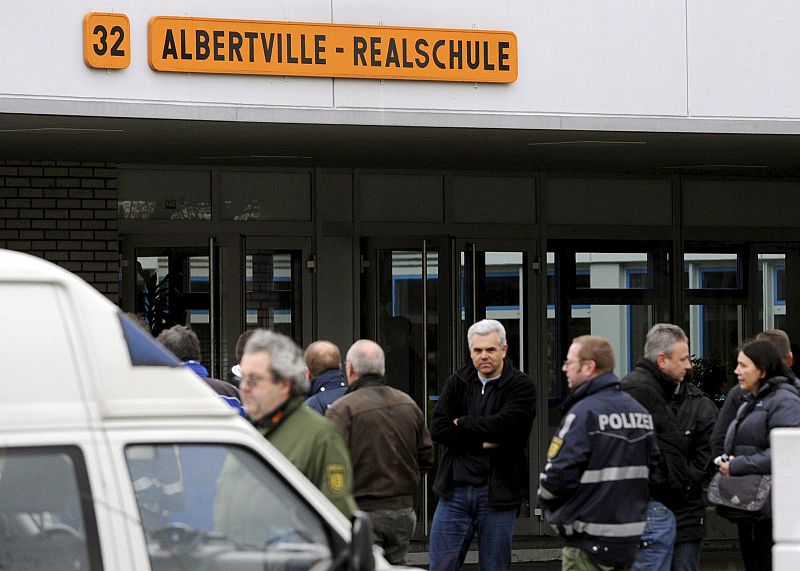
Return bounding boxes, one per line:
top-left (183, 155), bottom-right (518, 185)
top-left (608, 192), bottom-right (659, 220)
top-left (117, 312), bottom-right (180, 367)
top-left (0, 446), bottom-right (103, 570)
top-left (125, 444), bottom-right (334, 570)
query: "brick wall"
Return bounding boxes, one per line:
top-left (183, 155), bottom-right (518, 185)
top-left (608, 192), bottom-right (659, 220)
top-left (0, 160), bottom-right (119, 303)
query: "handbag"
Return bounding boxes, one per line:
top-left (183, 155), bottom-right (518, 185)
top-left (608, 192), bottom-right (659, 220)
top-left (707, 471), bottom-right (771, 521)
top-left (706, 391), bottom-right (773, 521)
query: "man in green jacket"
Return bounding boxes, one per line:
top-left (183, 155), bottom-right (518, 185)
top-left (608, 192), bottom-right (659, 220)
top-left (238, 329), bottom-right (358, 518)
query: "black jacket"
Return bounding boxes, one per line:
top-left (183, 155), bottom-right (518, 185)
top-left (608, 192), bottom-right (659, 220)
top-left (431, 357), bottom-right (536, 508)
top-left (539, 373), bottom-right (659, 568)
top-left (725, 377), bottom-right (800, 476)
top-left (670, 382), bottom-right (719, 543)
top-left (621, 359), bottom-right (690, 511)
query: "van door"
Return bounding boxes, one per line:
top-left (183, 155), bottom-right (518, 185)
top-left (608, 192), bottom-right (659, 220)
top-left (104, 427), bottom-right (366, 571)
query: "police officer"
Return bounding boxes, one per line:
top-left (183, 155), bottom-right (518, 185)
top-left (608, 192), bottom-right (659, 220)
top-left (539, 335), bottom-right (660, 570)
top-left (238, 329), bottom-right (358, 518)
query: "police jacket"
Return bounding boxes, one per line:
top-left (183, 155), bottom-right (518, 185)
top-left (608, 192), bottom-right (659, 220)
top-left (326, 374), bottom-right (434, 510)
top-left (305, 368), bottom-right (347, 414)
top-left (724, 376), bottom-right (800, 476)
top-left (670, 382), bottom-right (719, 543)
top-left (431, 357), bottom-right (536, 508)
top-left (621, 359), bottom-right (690, 510)
top-left (539, 373), bottom-right (659, 568)
top-left (253, 395), bottom-right (359, 518)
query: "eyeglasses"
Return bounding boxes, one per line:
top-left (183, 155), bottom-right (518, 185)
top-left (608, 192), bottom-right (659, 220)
top-left (562, 359), bottom-right (585, 367)
top-left (242, 377), bottom-right (263, 389)
top-left (241, 372), bottom-right (276, 389)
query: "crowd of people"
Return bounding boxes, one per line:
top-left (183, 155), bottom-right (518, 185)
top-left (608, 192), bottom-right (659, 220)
top-left (143, 316), bottom-right (800, 571)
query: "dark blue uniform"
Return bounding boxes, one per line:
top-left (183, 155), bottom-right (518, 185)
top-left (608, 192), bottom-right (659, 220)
top-left (538, 373), bottom-right (660, 568)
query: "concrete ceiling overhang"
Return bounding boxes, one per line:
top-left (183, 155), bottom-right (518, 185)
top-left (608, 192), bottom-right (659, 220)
top-left (2, 112), bottom-right (800, 175)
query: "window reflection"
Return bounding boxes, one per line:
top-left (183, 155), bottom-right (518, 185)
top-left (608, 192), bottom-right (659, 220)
top-left (0, 448), bottom-right (100, 570)
top-left (245, 251), bottom-right (301, 342)
top-left (125, 444), bottom-right (332, 571)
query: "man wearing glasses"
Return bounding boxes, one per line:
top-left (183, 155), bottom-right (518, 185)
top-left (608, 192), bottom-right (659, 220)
top-left (539, 335), bottom-right (658, 570)
top-left (239, 329), bottom-right (358, 518)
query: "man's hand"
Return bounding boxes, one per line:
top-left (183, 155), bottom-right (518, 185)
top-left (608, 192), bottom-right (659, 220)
top-left (453, 418), bottom-right (459, 426)
top-left (483, 442), bottom-right (498, 449)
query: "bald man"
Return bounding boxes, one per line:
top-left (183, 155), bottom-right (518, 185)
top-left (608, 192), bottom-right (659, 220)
top-left (304, 340), bottom-right (348, 414)
top-left (327, 339), bottom-right (433, 565)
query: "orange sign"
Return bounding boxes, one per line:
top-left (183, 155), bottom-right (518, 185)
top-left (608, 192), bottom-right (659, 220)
top-left (148, 16), bottom-right (517, 83)
top-left (84, 12), bottom-right (131, 69)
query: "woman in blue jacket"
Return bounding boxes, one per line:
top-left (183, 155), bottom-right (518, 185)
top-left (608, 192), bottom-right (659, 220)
top-left (718, 339), bottom-right (800, 571)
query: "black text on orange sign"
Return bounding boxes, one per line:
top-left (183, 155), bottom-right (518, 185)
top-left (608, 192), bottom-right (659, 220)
top-left (84, 12), bottom-right (131, 70)
top-left (148, 17), bottom-right (518, 83)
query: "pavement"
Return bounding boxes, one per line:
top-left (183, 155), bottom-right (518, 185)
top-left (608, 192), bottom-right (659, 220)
top-left (407, 544), bottom-right (746, 570)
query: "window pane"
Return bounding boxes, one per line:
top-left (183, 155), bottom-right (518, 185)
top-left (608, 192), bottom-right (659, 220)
top-left (134, 249), bottom-right (212, 365)
top-left (685, 304), bottom-right (743, 397)
top-left (575, 252), bottom-right (649, 289)
top-left (125, 444), bottom-right (331, 570)
top-left (684, 253), bottom-right (739, 289)
top-left (376, 249), bottom-right (437, 407)
top-left (119, 169), bottom-right (211, 221)
top-left (0, 447), bottom-right (101, 570)
top-left (245, 251), bottom-right (302, 342)
top-left (220, 172), bottom-right (311, 221)
top-left (755, 254), bottom-right (786, 331)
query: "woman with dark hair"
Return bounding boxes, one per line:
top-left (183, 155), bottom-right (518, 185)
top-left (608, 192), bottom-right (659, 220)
top-left (717, 339), bottom-right (800, 571)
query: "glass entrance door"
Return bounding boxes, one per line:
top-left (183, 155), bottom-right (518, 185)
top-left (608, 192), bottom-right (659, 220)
top-left (456, 239), bottom-right (538, 534)
top-left (121, 234), bottom-right (312, 382)
top-left (361, 237), bottom-right (451, 535)
top-left (122, 237), bottom-right (218, 373)
top-left (361, 236), bottom-right (540, 535)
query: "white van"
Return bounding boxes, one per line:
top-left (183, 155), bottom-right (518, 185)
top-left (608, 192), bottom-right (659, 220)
top-left (0, 249), bottom-right (417, 570)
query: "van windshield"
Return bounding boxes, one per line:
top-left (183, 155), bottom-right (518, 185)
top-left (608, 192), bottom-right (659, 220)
top-left (117, 312), bottom-right (181, 367)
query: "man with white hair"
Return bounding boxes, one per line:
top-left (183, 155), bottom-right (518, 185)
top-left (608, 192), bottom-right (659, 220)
top-left (428, 319), bottom-right (537, 571)
top-left (238, 329), bottom-right (357, 517)
top-left (326, 339), bottom-right (434, 565)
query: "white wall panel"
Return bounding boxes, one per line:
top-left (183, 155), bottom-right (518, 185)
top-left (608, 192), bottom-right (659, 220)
top-left (10, 1), bottom-right (800, 129)
top-left (688, 1), bottom-right (800, 119)
top-left (332, 0), bottom-right (687, 116)
top-left (0, 0), bottom-right (335, 108)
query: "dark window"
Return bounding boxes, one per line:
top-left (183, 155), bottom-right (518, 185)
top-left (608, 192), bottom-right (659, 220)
top-left (0, 446), bottom-right (103, 569)
top-left (118, 312), bottom-right (180, 367)
top-left (124, 444), bottom-right (333, 570)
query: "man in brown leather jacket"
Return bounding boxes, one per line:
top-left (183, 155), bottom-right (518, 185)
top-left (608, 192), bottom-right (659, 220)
top-left (326, 339), bottom-right (434, 565)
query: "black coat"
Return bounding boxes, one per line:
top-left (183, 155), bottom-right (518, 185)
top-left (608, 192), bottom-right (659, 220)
top-left (725, 377), bottom-right (800, 476)
top-left (670, 382), bottom-right (719, 543)
top-left (431, 357), bottom-right (537, 508)
top-left (621, 359), bottom-right (690, 511)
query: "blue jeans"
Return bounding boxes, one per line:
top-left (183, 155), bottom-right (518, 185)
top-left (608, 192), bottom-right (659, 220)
top-left (428, 485), bottom-right (518, 571)
top-left (671, 540), bottom-right (701, 571)
top-left (631, 500), bottom-right (676, 571)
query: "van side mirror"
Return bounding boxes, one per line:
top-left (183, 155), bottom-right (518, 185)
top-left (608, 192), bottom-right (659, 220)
top-left (349, 511), bottom-right (375, 571)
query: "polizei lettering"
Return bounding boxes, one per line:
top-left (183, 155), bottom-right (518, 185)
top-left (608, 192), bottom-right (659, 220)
top-left (597, 412), bottom-right (654, 431)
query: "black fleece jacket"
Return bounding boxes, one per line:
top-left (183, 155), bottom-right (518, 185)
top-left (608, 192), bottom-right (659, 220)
top-left (431, 357), bottom-right (537, 508)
